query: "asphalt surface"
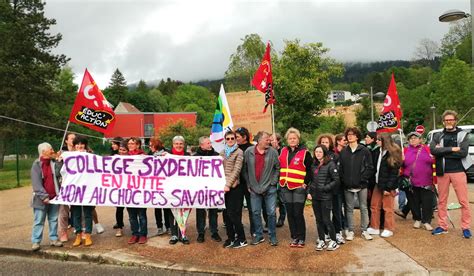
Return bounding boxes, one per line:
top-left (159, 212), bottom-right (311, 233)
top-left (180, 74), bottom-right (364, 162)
top-left (0, 185), bottom-right (472, 274)
top-left (0, 254), bottom-right (205, 276)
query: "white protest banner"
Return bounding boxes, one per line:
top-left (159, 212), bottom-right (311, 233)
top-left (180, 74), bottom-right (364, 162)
top-left (50, 152), bottom-right (226, 208)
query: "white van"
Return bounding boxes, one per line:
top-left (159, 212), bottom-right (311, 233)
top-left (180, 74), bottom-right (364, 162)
top-left (427, 125), bottom-right (474, 181)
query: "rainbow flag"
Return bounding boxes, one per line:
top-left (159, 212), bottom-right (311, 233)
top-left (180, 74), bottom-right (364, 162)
top-left (210, 84), bottom-right (234, 153)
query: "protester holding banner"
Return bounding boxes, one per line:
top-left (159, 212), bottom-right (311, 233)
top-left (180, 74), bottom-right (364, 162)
top-left (307, 145), bottom-right (340, 251)
top-left (402, 132), bottom-right (435, 231)
top-left (366, 133), bottom-right (402, 238)
top-left (58, 132), bottom-right (75, 242)
top-left (71, 136), bottom-right (95, 246)
top-left (113, 141), bottom-right (127, 237)
top-left (338, 127), bottom-right (374, 241)
top-left (195, 136), bottom-right (222, 243)
top-left (243, 131), bottom-right (281, 246)
top-left (110, 137), bottom-right (123, 155)
top-left (148, 136), bottom-right (171, 236)
top-left (168, 136), bottom-right (192, 245)
top-left (219, 131), bottom-right (247, 248)
top-left (30, 142), bottom-right (63, 251)
top-left (235, 127), bottom-right (256, 236)
top-left (279, 128), bottom-right (312, 248)
top-left (126, 137), bottom-right (148, 245)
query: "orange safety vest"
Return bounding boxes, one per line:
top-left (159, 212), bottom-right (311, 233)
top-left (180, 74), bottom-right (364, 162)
top-left (279, 147), bottom-right (307, 189)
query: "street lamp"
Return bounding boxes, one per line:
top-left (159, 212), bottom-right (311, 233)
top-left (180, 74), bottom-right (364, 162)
top-left (439, 3), bottom-right (474, 66)
top-left (360, 87), bottom-right (385, 122)
top-left (430, 104), bottom-right (437, 130)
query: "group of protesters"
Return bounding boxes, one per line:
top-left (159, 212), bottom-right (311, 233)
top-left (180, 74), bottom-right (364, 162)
top-left (30, 109), bottom-right (472, 252)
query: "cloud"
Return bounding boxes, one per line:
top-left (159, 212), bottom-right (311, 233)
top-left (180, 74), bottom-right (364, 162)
top-left (43, 0), bottom-right (469, 87)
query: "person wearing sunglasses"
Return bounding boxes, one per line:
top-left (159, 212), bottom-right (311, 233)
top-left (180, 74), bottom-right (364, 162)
top-left (235, 127), bottom-right (257, 236)
top-left (220, 131), bottom-right (246, 248)
top-left (430, 110), bottom-right (472, 239)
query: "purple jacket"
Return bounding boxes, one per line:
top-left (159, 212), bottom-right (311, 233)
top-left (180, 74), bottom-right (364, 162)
top-left (402, 145), bottom-right (433, 187)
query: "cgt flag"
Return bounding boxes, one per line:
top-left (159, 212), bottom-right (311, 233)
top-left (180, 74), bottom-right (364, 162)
top-left (251, 42), bottom-right (275, 113)
top-left (68, 69), bottom-right (116, 134)
top-left (377, 73), bottom-right (402, 133)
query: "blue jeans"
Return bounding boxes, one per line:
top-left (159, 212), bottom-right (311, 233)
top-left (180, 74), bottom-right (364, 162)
top-left (127, 208), bottom-right (148, 237)
top-left (398, 190), bottom-right (407, 210)
top-left (71, 205), bottom-right (93, 234)
top-left (32, 204), bottom-right (59, 243)
top-left (250, 186), bottom-right (277, 240)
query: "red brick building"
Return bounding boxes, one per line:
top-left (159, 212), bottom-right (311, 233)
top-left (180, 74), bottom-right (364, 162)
top-left (104, 102), bottom-right (197, 138)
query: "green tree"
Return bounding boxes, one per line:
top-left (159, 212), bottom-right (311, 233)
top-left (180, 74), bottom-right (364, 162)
top-left (148, 88), bottom-right (168, 112)
top-left (225, 34), bottom-right (267, 92)
top-left (431, 58), bottom-right (474, 123)
top-left (157, 78), bottom-right (182, 96)
top-left (51, 66), bottom-right (78, 121)
top-left (104, 69), bottom-right (128, 107)
top-left (168, 85), bottom-right (215, 127)
top-left (274, 40), bottom-right (344, 132)
top-left (157, 121), bottom-right (210, 149)
top-left (398, 83), bottom-right (432, 132)
top-left (128, 79), bottom-right (151, 111)
top-left (440, 18), bottom-right (471, 59)
top-left (0, 0), bottom-right (68, 168)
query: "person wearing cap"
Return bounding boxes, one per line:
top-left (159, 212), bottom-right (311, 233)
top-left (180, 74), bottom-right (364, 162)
top-left (430, 110), bottom-right (472, 239)
top-left (401, 131), bottom-right (436, 231)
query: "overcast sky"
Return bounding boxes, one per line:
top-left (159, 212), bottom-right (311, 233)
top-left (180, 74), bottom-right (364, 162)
top-left (44, 0), bottom-right (469, 88)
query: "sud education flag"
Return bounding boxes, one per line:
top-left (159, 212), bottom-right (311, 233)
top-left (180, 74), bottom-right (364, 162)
top-left (377, 73), bottom-right (402, 133)
top-left (68, 69), bottom-right (116, 134)
top-left (210, 84), bottom-right (234, 152)
top-left (252, 42), bottom-right (275, 113)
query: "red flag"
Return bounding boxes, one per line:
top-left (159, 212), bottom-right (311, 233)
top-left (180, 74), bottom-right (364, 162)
top-left (377, 73), bottom-right (402, 133)
top-left (251, 42), bottom-right (275, 113)
top-left (68, 69), bottom-right (116, 134)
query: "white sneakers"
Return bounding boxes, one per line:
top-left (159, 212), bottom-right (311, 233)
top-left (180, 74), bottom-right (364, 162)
top-left (413, 221), bottom-right (421, 229)
top-left (336, 232), bottom-right (346, 244)
top-left (345, 231), bottom-right (355, 241)
top-left (380, 230), bottom-right (393, 238)
top-left (315, 240), bottom-right (339, 251)
top-left (316, 240), bottom-right (326, 251)
top-left (423, 223), bottom-right (433, 231)
top-left (366, 227), bottom-right (380, 235)
top-left (95, 223), bottom-right (105, 234)
top-left (361, 231), bottom-right (373, 240)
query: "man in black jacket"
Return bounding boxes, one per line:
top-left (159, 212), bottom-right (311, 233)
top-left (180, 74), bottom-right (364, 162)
top-left (339, 127), bottom-right (374, 241)
top-left (194, 136), bottom-right (222, 243)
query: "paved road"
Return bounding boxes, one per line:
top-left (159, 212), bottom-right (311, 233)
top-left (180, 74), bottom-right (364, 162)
top-left (0, 254), bottom-right (206, 276)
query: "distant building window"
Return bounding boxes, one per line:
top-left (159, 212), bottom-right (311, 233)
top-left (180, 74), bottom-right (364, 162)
top-left (144, 124), bottom-right (154, 137)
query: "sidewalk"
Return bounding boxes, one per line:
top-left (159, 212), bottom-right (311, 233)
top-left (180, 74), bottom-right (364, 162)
top-left (0, 185), bottom-right (472, 274)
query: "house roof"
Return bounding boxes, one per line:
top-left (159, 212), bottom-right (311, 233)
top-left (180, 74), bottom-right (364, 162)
top-left (114, 102), bottom-right (141, 113)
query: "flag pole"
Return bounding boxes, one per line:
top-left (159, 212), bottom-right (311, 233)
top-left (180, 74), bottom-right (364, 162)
top-left (59, 121), bottom-right (70, 151)
top-left (271, 103), bottom-right (275, 134)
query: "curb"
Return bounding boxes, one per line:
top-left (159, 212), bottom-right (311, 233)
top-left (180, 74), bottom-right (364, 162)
top-left (1, 246), bottom-right (472, 275)
top-left (0, 246), bottom-right (239, 275)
